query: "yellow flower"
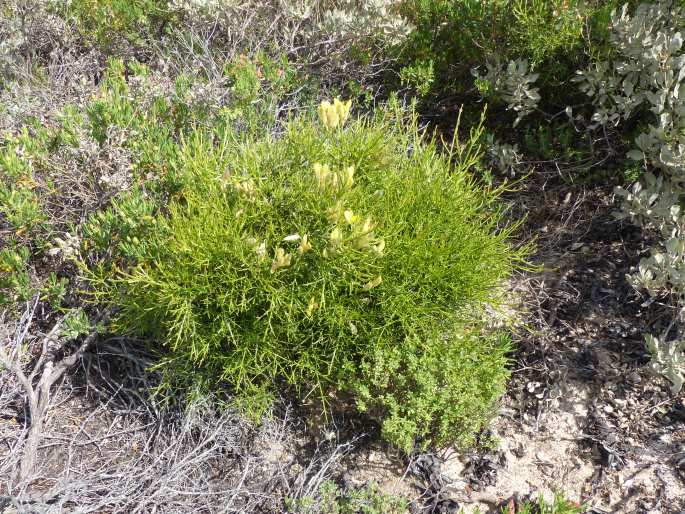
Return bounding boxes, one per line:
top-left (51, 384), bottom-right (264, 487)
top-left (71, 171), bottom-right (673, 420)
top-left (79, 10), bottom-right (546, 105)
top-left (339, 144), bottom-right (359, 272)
top-left (235, 179), bottom-right (255, 195)
top-left (333, 98), bottom-right (352, 125)
top-left (353, 232), bottom-right (374, 250)
top-left (270, 247), bottom-right (292, 273)
top-left (363, 275), bottom-right (383, 290)
top-left (329, 171), bottom-right (339, 191)
top-left (255, 241), bottom-right (267, 261)
top-left (298, 234), bottom-right (312, 255)
top-left (361, 216), bottom-right (374, 233)
top-left (317, 100), bottom-right (336, 130)
top-left (329, 227), bottom-right (343, 247)
top-left (327, 201), bottom-right (344, 222)
top-left (342, 165), bottom-right (354, 188)
top-left (247, 236), bottom-right (267, 260)
top-left (306, 296), bottom-right (319, 316)
top-left (351, 216), bottom-right (375, 250)
top-left (313, 163), bottom-right (331, 190)
top-left (343, 209), bottom-right (359, 225)
top-left (318, 98), bottom-right (352, 130)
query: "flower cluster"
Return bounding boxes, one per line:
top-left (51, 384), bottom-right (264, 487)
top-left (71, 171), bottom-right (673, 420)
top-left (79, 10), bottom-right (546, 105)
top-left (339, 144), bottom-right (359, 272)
top-left (325, 206), bottom-right (385, 259)
top-left (313, 162), bottom-right (355, 191)
top-left (47, 233), bottom-right (81, 260)
top-left (317, 98), bottom-right (352, 131)
top-left (243, 157), bottom-right (385, 298)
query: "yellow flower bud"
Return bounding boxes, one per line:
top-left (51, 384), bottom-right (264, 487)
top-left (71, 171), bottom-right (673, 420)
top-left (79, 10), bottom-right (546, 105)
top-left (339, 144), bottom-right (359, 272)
top-left (327, 201), bottom-right (344, 222)
top-left (342, 166), bottom-right (354, 188)
top-left (353, 232), bottom-right (373, 250)
top-left (235, 179), bottom-right (255, 195)
top-left (329, 111), bottom-right (340, 129)
top-left (318, 98), bottom-right (352, 130)
top-left (344, 209), bottom-right (359, 225)
top-left (329, 227), bottom-right (343, 247)
top-left (317, 100), bottom-right (332, 127)
top-left (313, 162), bottom-right (331, 190)
top-left (306, 296), bottom-right (319, 316)
top-left (298, 234), bottom-right (312, 255)
top-left (270, 247), bottom-right (292, 273)
top-left (255, 241), bottom-right (267, 261)
top-left (333, 98), bottom-right (352, 126)
top-left (361, 217), bottom-right (374, 233)
top-left (329, 171), bottom-right (339, 190)
top-left (363, 275), bottom-right (383, 290)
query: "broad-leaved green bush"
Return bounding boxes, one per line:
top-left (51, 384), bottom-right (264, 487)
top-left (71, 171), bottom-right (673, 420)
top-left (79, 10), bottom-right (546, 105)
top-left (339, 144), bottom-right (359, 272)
top-left (396, 0), bottom-right (620, 130)
top-left (398, 0), bottom-right (593, 90)
top-left (94, 96), bottom-right (525, 451)
top-left (61, 0), bottom-right (176, 51)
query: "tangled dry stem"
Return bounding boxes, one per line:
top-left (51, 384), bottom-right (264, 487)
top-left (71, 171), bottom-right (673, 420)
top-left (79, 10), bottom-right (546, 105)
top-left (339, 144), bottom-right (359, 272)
top-left (0, 300), bottom-right (358, 513)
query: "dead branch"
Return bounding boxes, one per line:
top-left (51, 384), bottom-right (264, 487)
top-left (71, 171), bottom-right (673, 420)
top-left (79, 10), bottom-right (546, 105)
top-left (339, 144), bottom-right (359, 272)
top-left (0, 298), bottom-right (109, 485)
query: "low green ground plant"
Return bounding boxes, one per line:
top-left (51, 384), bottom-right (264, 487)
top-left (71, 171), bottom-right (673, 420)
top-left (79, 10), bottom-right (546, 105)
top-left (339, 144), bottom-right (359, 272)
top-left (504, 493), bottom-right (585, 514)
top-left (91, 91), bottom-right (526, 451)
top-left (464, 493), bottom-right (585, 514)
top-left (286, 481), bottom-right (407, 514)
top-left (0, 54), bottom-right (310, 312)
top-left (0, 245), bottom-right (32, 305)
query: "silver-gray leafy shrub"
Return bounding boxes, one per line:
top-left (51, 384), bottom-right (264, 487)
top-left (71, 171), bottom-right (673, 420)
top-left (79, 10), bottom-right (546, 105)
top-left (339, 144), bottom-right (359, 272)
top-left (575, 1), bottom-right (685, 391)
top-left (317, 0), bottom-right (412, 46)
top-left (485, 134), bottom-right (521, 177)
top-left (472, 58), bottom-right (541, 127)
top-left (170, 0), bottom-right (412, 48)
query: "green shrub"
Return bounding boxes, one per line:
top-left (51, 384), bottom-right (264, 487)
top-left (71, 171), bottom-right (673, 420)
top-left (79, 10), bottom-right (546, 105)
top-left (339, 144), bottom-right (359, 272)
top-left (0, 186), bottom-right (45, 235)
top-left (0, 244), bottom-right (33, 305)
top-left (96, 99), bottom-right (525, 451)
top-left (356, 331), bottom-right (511, 453)
top-left (396, 0), bottom-right (618, 107)
top-left (61, 0), bottom-right (176, 51)
top-left (0, 127), bottom-right (51, 237)
top-left (507, 493), bottom-right (585, 514)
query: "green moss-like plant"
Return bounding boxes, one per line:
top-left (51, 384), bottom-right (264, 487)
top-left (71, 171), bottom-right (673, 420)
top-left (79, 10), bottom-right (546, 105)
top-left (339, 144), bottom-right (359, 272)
top-left (96, 98), bottom-right (527, 451)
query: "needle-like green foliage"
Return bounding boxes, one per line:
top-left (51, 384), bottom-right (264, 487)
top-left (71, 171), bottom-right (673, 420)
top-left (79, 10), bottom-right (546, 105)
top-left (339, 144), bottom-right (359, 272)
top-left (99, 99), bottom-right (527, 451)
